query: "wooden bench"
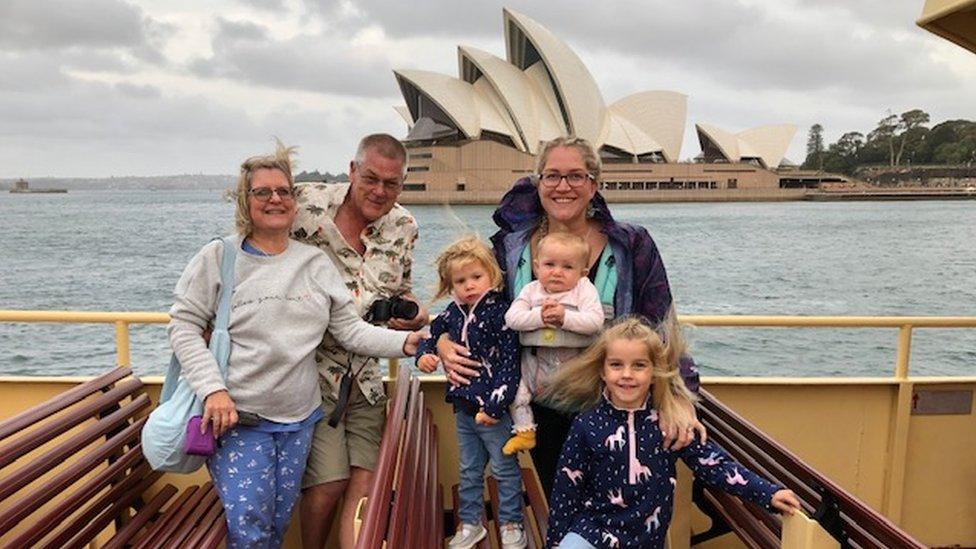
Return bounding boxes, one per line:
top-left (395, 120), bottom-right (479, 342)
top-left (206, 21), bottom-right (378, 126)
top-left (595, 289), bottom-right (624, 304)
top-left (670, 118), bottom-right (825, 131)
top-left (0, 367), bottom-right (226, 548)
top-left (355, 367), bottom-right (442, 549)
top-left (481, 467), bottom-right (549, 549)
top-left (694, 388), bottom-right (925, 549)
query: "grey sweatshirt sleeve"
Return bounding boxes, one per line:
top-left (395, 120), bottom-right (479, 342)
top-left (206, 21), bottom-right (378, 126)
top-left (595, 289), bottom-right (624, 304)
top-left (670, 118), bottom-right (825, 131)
top-left (314, 256), bottom-right (409, 358)
top-left (167, 241), bottom-right (228, 401)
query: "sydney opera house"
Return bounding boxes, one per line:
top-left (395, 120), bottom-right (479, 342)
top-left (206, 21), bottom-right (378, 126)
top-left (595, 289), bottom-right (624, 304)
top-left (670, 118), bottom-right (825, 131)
top-left (393, 8), bottom-right (838, 203)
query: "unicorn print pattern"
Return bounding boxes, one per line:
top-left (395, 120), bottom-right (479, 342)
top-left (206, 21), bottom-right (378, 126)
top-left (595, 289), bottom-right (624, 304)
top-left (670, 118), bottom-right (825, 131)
top-left (416, 290), bottom-right (519, 420)
top-left (562, 467), bottom-right (584, 485)
top-left (604, 425), bottom-right (626, 451)
top-left (547, 394), bottom-right (781, 548)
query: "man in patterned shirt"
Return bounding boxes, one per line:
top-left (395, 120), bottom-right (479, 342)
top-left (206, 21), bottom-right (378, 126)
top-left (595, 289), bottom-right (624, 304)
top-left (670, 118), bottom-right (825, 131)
top-left (291, 133), bottom-right (427, 548)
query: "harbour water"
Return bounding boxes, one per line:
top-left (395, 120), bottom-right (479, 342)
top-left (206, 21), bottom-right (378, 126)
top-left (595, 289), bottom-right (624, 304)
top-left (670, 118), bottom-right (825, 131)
top-left (1, 189), bottom-right (974, 378)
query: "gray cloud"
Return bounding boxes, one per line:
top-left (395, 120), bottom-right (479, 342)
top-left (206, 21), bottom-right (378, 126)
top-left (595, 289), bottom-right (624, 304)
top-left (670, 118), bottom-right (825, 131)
top-left (188, 17), bottom-right (394, 97)
top-left (237, 0), bottom-right (288, 12)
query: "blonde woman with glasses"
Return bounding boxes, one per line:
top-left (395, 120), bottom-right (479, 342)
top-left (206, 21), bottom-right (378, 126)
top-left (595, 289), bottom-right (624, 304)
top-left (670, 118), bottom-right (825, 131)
top-left (437, 136), bottom-right (705, 500)
top-left (168, 141), bottom-right (424, 548)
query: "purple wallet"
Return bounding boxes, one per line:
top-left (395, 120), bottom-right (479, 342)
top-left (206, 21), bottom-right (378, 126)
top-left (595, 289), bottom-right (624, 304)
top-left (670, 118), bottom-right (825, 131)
top-left (184, 415), bottom-right (216, 456)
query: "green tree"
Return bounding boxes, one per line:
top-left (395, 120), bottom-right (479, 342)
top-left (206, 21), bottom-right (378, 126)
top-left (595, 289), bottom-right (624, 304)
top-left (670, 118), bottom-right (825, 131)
top-left (804, 124), bottom-right (825, 170)
top-left (894, 109), bottom-right (930, 166)
top-left (867, 113), bottom-right (898, 166)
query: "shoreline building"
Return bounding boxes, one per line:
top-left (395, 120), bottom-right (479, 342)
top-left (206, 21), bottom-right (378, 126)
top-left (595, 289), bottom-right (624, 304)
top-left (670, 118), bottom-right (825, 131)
top-left (393, 8), bottom-right (843, 204)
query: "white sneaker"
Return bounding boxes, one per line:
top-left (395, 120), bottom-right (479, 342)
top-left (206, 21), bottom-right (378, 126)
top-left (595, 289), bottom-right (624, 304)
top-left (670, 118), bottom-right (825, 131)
top-left (448, 523), bottom-right (487, 548)
top-left (500, 523), bottom-right (527, 549)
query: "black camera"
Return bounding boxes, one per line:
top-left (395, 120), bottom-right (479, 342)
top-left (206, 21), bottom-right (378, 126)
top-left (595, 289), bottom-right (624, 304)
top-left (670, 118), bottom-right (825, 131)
top-left (366, 295), bottom-right (419, 324)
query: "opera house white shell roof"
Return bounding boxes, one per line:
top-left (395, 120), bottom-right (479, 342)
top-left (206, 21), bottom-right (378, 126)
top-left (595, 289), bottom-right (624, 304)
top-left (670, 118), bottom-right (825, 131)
top-left (695, 123), bottom-right (797, 169)
top-left (394, 7), bottom-right (795, 165)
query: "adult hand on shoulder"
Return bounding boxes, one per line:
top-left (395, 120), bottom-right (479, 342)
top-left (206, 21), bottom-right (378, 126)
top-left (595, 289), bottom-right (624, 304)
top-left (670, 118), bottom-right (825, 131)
top-left (402, 331), bottom-right (424, 356)
top-left (203, 390), bottom-right (238, 438)
top-left (771, 489), bottom-right (801, 515)
top-left (388, 296), bottom-right (428, 330)
top-left (436, 333), bottom-right (480, 386)
top-left (658, 399), bottom-right (707, 451)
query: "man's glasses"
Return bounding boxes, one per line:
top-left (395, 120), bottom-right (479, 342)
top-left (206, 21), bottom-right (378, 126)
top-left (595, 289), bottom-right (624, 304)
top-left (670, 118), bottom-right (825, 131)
top-left (248, 186), bottom-right (294, 201)
top-left (360, 174), bottom-right (403, 192)
top-left (539, 171), bottom-right (593, 188)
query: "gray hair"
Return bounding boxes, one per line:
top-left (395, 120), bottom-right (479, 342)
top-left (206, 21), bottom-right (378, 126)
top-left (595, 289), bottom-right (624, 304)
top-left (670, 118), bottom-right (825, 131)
top-left (235, 139), bottom-right (298, 236)
top-left (353, 133), bottom-right (408, 178)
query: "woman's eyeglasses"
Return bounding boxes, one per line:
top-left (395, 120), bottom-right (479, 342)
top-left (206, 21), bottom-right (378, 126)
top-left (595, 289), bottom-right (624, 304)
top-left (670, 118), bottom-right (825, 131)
top-left (248, 186), bottom-right (294, 201)
top-left (539, 172), bottom-right (593, 188)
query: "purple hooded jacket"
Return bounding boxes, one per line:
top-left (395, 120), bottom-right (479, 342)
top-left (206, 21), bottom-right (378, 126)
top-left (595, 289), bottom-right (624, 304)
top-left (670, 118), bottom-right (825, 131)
top-left (489, 177), bottom-right (700, 393)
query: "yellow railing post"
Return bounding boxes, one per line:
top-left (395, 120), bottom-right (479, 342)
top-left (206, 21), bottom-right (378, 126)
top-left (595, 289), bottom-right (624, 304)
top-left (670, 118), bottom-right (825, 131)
top-left (883, 324), bottom-right (914, 522)
top-left (388, 358), bottom-right (399, 381)
top-left (114, 321), bottom-right (131, 368)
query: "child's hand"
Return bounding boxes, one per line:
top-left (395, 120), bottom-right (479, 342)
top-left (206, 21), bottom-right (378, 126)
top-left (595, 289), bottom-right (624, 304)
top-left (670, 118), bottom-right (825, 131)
top-left (475, 411), bottom-right (498, 426)
top-left (417, 354), bottom-right (440, 373)
top-left (771, 489), bottom-right (801, 515)
top-left (541, 301), bottom-right (565, 326)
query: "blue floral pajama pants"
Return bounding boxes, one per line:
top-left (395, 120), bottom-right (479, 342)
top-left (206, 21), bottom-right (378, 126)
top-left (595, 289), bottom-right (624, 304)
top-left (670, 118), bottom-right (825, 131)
top-left (207, 424), bottom-right (315, 549)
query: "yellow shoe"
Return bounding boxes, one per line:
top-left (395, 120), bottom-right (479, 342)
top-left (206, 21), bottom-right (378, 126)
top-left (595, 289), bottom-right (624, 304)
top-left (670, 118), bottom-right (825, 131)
top-left (502, 430), bottom-right (536, 455)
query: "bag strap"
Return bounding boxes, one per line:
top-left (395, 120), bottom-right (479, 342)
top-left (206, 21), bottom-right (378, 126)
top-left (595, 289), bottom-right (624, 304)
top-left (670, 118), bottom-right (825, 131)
top-left (211, 235), bottom-right (238, 380)
top-left (214, 235), bottom-right (237, 335)
top-left (159, 236), bottom-right (239, 404)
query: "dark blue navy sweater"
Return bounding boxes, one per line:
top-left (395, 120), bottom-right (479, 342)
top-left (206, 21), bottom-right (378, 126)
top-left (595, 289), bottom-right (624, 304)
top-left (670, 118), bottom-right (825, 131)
top-left (416, 290), bottom-right (520, 419)
top-left (547, 395), bottom-right (780, 548)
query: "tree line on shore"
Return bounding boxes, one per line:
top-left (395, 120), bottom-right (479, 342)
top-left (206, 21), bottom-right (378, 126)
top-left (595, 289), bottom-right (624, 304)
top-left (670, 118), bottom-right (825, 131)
top-left (803, 110), bottom-right (976, 174)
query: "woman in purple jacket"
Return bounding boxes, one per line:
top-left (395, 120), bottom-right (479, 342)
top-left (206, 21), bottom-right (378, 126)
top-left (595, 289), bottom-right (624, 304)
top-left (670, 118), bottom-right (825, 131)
top-left (438, 137), bottom-right (704, 498)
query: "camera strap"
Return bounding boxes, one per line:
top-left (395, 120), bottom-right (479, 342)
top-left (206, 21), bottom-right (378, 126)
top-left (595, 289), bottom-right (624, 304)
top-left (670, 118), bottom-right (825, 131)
top-left (328, 356), bottom-right (370, 428)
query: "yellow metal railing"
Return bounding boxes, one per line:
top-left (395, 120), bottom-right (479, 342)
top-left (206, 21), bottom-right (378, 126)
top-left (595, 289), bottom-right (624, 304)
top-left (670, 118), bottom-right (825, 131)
top-left (2, 310), bottom-right (975, 378)
top-left (1, 309), bottom-right (974, 547)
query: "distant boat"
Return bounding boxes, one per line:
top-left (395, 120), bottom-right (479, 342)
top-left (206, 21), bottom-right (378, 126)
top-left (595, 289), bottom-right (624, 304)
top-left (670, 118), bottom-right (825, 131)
top-left (9, 178), bottom-right (66, 194)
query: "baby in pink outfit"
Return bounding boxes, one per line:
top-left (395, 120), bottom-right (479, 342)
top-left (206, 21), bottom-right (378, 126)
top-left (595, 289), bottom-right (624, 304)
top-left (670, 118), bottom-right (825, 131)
top-left (502, 232), bottom-right (604, 455)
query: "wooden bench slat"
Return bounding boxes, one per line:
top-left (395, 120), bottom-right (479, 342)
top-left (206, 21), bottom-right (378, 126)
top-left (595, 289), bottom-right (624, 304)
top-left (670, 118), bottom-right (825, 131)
top-left (521, 467), bottom-right (548, 544)
top-left (699, 403), bottom-right (819, 507)
top-left (0, 417), bottom-right (145, 534)
top-left (0, 367), bottom-right (133, 441)
top-left (155, 482), bottom-right (221, 548)
top-left (135, 482), bottom-right (216, 549)
top-left (0, 393), bottom-right (150, 502)
top-left (38, 460), bottom-right (158, 549)
top-left (0, 368), bottom-right (224, 549)
top-left (101, 484), bottom-right (179, 549)
top-left (62, 468), bottom-right (163, 549)
top-left (387, 378), bottom-right (422, 547)
top-left (0, 377), bottom-right (145, 469)
top-left (702, 488), bottom-right (779, 549)
top-left (181, 494), bottom-right (227, 548)
top-left (197, 511), bottom-right (230, 549)
top-left (355, 367), bottom-right (411, 549)
top-left (699, 390), bottom-right (923, 549)
top-left (129, 485), bottom-right (202, 549)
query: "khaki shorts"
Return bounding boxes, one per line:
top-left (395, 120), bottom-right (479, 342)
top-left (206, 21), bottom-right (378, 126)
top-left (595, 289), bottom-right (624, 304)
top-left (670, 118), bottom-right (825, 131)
top-left (302, 381), bottom-right (387, 489)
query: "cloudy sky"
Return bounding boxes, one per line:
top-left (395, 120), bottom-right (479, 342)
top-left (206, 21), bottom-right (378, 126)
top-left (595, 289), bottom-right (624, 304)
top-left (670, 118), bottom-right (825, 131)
top-left (1, 0), bottom-right (974, 178)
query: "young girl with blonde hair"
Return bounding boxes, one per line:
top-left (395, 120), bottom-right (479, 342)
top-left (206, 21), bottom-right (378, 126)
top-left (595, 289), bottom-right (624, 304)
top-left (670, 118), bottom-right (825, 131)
top-left (545, 316), bottom-right (799, 548)
top-left (416, 236), bottom-right (527, 549)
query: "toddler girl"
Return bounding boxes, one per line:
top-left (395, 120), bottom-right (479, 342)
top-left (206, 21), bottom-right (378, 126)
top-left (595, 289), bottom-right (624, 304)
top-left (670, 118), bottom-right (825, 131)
top-left (502, 232), bottom-right (604, 455)
top-left (416, 236), bottom-right (527, 549)
top-left (544, 316), bottom-right (799, 548)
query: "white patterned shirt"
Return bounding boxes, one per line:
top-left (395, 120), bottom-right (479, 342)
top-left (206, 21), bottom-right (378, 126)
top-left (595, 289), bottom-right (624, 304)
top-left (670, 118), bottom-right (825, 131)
top-left (292, 182), bottom-right (418, 404)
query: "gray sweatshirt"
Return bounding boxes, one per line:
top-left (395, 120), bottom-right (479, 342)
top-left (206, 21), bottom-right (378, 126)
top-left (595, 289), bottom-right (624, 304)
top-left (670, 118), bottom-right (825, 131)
top-left (168, 237), bottom-right (408, 423)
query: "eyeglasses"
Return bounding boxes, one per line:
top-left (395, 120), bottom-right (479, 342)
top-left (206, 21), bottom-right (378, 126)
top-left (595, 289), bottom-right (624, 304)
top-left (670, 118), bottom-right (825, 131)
top-left (539, 171), bottom-right (593, 188)
top-left (359, 174), bottom-right (403, 192)
top-left (248, 186), bottom-right (294, 201)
